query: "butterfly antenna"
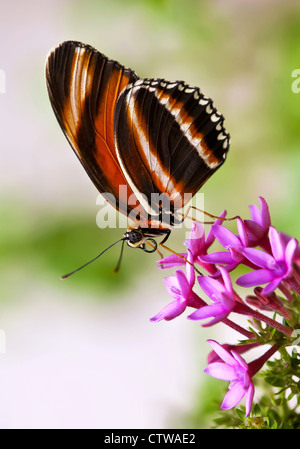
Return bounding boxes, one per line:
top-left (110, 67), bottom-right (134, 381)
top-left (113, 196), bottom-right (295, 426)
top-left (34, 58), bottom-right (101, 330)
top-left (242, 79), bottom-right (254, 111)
top-left (61, 238), bottom-right (125, 280)
top-left (113, 238), bottom-right (126, 273)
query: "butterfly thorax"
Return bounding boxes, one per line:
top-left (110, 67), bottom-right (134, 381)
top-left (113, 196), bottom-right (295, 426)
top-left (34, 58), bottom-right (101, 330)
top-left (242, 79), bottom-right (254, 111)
top-left (124, 225), bottom-right (171, 253)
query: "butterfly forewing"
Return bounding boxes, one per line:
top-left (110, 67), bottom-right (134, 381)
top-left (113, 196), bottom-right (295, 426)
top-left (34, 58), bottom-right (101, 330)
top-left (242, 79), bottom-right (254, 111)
top-left (46, 41), bottom-right (145, 217)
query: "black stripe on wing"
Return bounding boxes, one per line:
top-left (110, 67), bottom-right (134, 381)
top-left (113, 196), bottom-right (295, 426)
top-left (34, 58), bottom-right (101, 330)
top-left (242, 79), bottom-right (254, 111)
top-left (114, 78), bottom-right (230, 213)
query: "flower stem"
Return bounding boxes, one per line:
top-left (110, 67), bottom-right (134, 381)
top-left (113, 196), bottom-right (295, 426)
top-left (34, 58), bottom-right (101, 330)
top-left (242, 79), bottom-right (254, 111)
top-left (248, 343), bottom-right (280, 377)
top-left (189, 291), bottom-right (208, 309)
top-left (233, 303), bottom-right (292, 337)
top-left (278, 283), bottom-right (295, 303)
top-left (222, 317), bottom-right (254, 339)
top-left (292, 264), bottom-right (300, 284)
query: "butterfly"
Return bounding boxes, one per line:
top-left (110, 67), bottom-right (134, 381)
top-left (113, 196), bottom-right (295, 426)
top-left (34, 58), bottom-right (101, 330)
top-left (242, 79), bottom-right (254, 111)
top-left (45, 41), bottom-right (230, 266)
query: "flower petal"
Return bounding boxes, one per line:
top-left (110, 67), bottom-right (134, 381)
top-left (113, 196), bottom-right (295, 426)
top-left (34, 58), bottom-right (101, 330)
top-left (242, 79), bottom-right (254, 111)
top-left (258, 196), bottom-right (271, 229)
top-left (240, 247), bottom-right (275, 269)
top-left (176, 269), bottom-right (191, 299)
top-left (221, 382), bottom-right (246, 410)
top-left (188, 303), bottom-right (227, 321)
top-left (163, 275), bottom-right (181, 300)
top-left (198, 275), bottom-right (225, 301)
top-left (200, 251), bottom-right (235, 264)
top-left (206, 210), bottom-right (227, 248)
top-left (231, 350), bottom-right (248, 371)
top-left (204, 362), bottom-right (236, 381)
top-left (249, 197), bottom-right (270, 230)
top-left (208, 343), bottom-right (256, 364)
top-left (186, 250), bottom-right (195, 287)
top-left (285, 238), bottom-right (298, 268)
top-left (236, 268), bottom-right (275, 288)
top-left (219, 266), bottom-right (233, 294)
top-left (220, 292), bottom-right (236, 310)
top-left (280, 232), bottom-right (300, 263)
top-left (262, 277), bottom-right (282, 295)
top-left (150, 299), bottom-right (186, 322)
top-left (157, 254), bottom-right (186, 269)
top-left (269, 226), bottom-right (285, 261)
top-left (229, 246), bottom-right (244, 263)
top-left (206, 340), bottom-right (237, 365)
top-left (213, 225), bottom-right (241, 249)
top-left (244, 219), bottom-right (264, 243)
top-left (201, 315), bottom-right (229, 327)
top-left (184, 222), bottom-right (205, 256)
top-left (245, 382), bottom-right (255, 417)
top-left (237, 218), bottom-right (248, 247)
top-left (249, 204), bottom-right (262, 226)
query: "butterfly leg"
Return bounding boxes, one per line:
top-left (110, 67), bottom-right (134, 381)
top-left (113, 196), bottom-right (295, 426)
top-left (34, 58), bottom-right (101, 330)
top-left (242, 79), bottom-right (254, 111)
top-left (141, 228), bottom-right (170, 254)
top-left (160, 228), bottom-right (171, 245)
top-left (180, 205), bottom-right (239, 224)
top-left (143, 239), bottom-right (164, 259)
top-left (158, 242), bottom-right (203, 276)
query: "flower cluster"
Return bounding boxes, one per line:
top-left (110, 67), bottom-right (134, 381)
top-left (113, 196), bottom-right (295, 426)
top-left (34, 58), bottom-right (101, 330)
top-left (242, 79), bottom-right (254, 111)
top-left (151, 197), bottom-right (300, 418)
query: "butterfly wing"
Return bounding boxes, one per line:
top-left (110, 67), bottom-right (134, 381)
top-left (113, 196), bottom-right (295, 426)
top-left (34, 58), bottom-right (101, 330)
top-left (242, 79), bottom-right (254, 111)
top-left (113, 78), bottom-right (230, 218)
top-left (45, 40), bottom-right (144, 217)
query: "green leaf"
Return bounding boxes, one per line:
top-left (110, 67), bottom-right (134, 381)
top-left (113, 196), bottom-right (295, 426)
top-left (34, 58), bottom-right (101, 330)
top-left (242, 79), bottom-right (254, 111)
top-left (253, 403), bottom-right (262, 416)
top-left (235, 408), bottom-right (245, 421)
top-left (264, 375), bottom-right (286, 387)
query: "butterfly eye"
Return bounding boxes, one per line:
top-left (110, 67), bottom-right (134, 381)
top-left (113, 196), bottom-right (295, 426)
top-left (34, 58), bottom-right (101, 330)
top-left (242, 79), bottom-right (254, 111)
top-left (125, 229), bottom-right (143, 245)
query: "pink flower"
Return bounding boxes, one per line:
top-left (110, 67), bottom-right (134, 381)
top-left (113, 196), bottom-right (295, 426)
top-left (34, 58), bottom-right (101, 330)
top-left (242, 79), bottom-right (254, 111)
top-left (205, 340), bottom-right (254, 416)
top-left (237, 226), bottom-right (298, 295)
top-left (207, 342), bottom-right (259, 364)
top-left (151, 252), bottom-right (204, 322)
top-left (199, 218), bottom-right (251, 273)
top-left (187, 267), bottom-right (236, 326)
top-left (243, 196), bottom-right (271, 248)
top-left (157, 212), bottom-right (226, 275)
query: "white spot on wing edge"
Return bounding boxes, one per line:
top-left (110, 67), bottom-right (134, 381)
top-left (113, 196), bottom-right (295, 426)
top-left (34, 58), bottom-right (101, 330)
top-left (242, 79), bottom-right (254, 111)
top-left (123, 80), bottom-right (227, 172)
top-left (194, 90), bottom-right (200, 100)
top-left (183, 87), bottom-right (195, 93)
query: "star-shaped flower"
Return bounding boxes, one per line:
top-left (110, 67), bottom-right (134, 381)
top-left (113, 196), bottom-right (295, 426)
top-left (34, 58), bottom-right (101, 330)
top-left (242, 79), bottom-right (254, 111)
top-left (151, 251), bottom-right (205, 322)
top-left (204, 340), bottom-right (254, 416)
top-left (187, 267), bottom-right (236, 326)
top-left (199, 218), bottom-right (250, 273)
top-left (237, 226), bottom-right (298, 294)
top-left (157, 211), bottom-right (227, 275)
top-left (242, 196), bottom-right (271, 248)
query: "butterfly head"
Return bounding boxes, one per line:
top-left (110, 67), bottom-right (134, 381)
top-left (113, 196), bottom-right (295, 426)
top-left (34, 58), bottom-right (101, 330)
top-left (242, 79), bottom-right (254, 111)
top-left (123, 227), bottom-right (158, 253)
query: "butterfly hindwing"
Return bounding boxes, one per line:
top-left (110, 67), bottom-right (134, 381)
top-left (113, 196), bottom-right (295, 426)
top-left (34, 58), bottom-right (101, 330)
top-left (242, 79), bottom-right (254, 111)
top-left (113, 79), bottom-right (230, 217)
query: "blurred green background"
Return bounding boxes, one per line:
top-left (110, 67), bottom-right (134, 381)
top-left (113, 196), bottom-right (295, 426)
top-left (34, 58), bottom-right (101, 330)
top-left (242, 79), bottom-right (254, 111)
top-left (1, 0), bottom-right (300, 429)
